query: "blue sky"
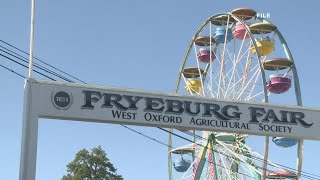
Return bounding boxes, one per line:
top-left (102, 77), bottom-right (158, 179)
top-left (1, 0), bottom-right (320, 179)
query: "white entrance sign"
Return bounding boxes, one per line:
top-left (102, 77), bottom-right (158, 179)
top-left (32, 79), bottom-right (320, 139)
top-left (20, 79), bottom-right (320, 180)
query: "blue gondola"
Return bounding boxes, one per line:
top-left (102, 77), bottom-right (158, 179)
top-left (214, 26), bottom-right (233, 43)
top-left (173, 158), bottom-right (191, 172)
top-left (273, 137), bottom-right (298, 148)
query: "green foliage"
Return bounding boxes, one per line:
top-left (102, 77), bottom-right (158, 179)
top-left (61, 146), bottom-right (123, 180)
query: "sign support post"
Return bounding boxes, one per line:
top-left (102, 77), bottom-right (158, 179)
top-left (19, 80), bottom-right (39, 180)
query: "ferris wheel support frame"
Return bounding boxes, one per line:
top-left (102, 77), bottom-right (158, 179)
top-left (253, 17), bottom-right (303, 180)
top-left (270, 20), bottom-right (303, 180)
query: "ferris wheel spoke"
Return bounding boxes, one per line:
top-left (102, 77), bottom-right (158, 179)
top-left (229, 63), bottom-right (247, 98)
top-left (224, 48), bottom-right (241, 79)
top-left (239, 56), bottom-right (254, 100)
top-left (235, 67), bottom-right (261, 100)
top-left (234, 29), bottom-right (249, 63)
top-left (241, 143), bottom-right (288, 174)
top-left (240, 157), bottom-right (260, 179)
top-left (239, 144), bottom-right (263, 180)
top-left (218, 152), bottom-right (233, 180)
top-left (235, 49), bottom-right (249, 78)
top-left (221, 48), bottom-right (238, 94)
top-left (212, 79), bottom-right (227, 98)
top-left (209, 21), bottom-right (215, 99)
top-left (212, 47), bottom-right (222, 67)
top-left (217, 142), bottom-right (242, 162)
top-left (228, 76), bottom-right (249, 99)
top-left (235, 47), bottom-right (250, 70)
top-left (206, 84), bottom-right (217, 98)
top-left (218, 141), bottom-right (263, 178)
top-left (232, 63), bottom-right (246, 92)
top-left (283, 67), bottom-right (293, 77)
top-left (217, 16), bottom-right (231, 98)
top-left (244, 68), bottom-right (263, 101)
top-left (226, 51), bottom-right (253, 100)
top-left (225, 150), bottom-right (242, 180)
top-left (261, 92), bottom-right (271, 103)
top-left (204, 164), bottom-right (210, 179)
top-left (203, 44), bottom-right (220, 98)
top-left (180, 159), bottom-right (198, 180)
top-left (224, 62), bottom-right (259, 100)
top-left (245, 90), bottom-right (265, 101)
top-left (218, 59), bottom-right (225, 98)
top-left (241, 144), bottom-right (262, 159)
top-left (239, 159), bottom-right (255, 180)
top-left (213, 66), bottom-right (223, 81)
top-left (224, 47), bottom-right (249, 99)
top-left (245, 144), bottom-right (284, 171)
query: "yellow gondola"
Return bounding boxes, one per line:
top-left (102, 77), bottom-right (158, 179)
top-left (185, 79), bottom-right (202, 93)
top-left (250, 37), bottom-right (274, 56)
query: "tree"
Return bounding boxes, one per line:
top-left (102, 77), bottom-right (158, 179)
top-left (62, 146), bottom-right (123, 180)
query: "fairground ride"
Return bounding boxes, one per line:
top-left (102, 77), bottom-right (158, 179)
top-left (169, 8), bottom-right (303, 180)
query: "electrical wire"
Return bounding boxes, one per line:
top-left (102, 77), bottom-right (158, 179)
top-left (122, 124), bottom-right (257, 179)
top-left (0, 47), bottom-right (74, 82)
top-left (0, 40), bottom-right (86, 83)
top-left (0, 53), bottom-right (55, 80)
top-left (0, 63), bottom-right (26, 79)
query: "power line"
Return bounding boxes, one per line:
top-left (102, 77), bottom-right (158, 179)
top-left (121, 125), bottom-right (169, 147)
top-left (0, 40), bottom-right (86, 83)
top-left (0, 47), bottom-right (74, 82)
top-left (0, 53), bottom-right (55, 80)
top-left (122, 125), bottom-right (257, 179)
top-left (0, 63), bottom-right (26, 79)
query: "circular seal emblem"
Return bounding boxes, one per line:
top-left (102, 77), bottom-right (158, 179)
top-left (52, 91), bottom-right (73, 110)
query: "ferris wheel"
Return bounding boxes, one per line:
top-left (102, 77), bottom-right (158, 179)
top-left (168, 8), bottom-right (304, 180)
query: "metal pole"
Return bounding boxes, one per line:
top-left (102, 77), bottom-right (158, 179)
top-left (168, 129), bottom-right (173, 180)
top-left (28, 0), bottom-right (35, 78)
top-left (296, 140), bottom-right (304, 180)
top-left (274, 28), bottom-right (304, 180)
top-left (261, 136), bottom-right (269, 180)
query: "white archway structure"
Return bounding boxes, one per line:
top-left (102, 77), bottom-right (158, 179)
top-left (20, 79), bottom-right (320, 180)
